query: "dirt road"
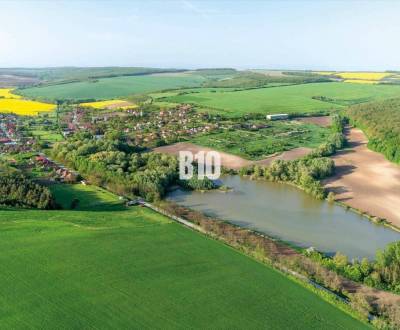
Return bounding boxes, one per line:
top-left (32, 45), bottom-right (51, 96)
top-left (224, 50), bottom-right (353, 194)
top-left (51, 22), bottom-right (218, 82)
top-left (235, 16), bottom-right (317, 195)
top-left (154, 142), bottom-right (310, 170)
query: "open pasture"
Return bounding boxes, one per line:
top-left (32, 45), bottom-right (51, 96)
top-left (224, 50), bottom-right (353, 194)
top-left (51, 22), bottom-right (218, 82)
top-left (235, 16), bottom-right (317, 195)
top-left (18, 73), bottom-right (207, 101)
top-left (160, 82), bottom-right (400, 116)
top-left (0, 201), bottom-right (366, 328)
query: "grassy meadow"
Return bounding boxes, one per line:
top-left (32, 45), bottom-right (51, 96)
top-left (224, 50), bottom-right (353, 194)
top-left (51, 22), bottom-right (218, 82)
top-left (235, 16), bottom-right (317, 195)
top-left (0, 184), bottom-right (367, 329)
top-left (18, 73), bottom-right (207, 101)
top-left (49, 183), bottom-right (126, 211)
top-left (160, 82), bottom-right (400, 116)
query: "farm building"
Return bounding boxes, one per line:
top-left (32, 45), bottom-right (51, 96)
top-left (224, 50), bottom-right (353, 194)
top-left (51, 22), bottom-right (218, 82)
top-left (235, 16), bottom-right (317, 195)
top-left (266, 114), bottom-right (289, 120)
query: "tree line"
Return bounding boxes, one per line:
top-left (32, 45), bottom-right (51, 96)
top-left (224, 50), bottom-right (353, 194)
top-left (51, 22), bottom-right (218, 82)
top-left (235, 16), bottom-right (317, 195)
top-left (346, 98), bottom-right (400, 164)
top-left (308, 241), bottom-right (400, 295)
top-left (0, 164), bottom-right (55, 209)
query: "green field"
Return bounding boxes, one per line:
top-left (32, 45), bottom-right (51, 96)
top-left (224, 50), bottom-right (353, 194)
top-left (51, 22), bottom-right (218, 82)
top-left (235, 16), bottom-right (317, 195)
top-left (160, 82), bottom-right (400, 116)
top-left (0, 185), bottom-right (366, 328)
top-left (18, 73), bottom-right (207, 101)
top-left (49, 183), bottom-right (126, 211)
top-left (30, 130), bottom-right (63, 142)
top-left (191, 120), bottom-right (329, 159)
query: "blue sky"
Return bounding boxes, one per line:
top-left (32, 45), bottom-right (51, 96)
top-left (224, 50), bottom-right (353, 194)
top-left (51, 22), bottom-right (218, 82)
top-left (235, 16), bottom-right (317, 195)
top-left (1, 0), bottom-right (399, 70)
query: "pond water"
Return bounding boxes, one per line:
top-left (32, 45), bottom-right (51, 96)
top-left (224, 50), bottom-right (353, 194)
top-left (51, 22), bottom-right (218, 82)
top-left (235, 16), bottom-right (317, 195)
top-left (167, 175), bottom-right (400, 260)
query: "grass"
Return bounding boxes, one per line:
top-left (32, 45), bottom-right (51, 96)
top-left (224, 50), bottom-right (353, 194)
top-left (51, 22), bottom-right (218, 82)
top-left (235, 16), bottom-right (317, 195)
top-left (49, 183), bottom-right (126, 211)
top-left (0, 185), bottom-right (367, 328)
top-left (18, 73), bottom-right (207, 101)
top-left (31, 130), bottom-right (63, 142)
top-left (191, 120), bottom-right (329, 160)
top-left (160, 82), bottom-right (400, 116)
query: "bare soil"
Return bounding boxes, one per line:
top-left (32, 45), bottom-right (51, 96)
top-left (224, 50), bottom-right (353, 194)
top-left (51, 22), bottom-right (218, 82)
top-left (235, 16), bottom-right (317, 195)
top-left (295, 116), bottom-right (332, 127)
top-left (154, 142), bottom-right (311, 170)
top-left (324, 128), bottom-right (400, 227)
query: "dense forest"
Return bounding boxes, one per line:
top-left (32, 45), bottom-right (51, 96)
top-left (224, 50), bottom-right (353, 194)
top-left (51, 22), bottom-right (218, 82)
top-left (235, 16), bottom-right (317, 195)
top-left (346, 98), bottom-right (400, 164)
top-left (0, 164), bottom-right (55, 209)
top-left (51, 133), bottom-right (214, 201)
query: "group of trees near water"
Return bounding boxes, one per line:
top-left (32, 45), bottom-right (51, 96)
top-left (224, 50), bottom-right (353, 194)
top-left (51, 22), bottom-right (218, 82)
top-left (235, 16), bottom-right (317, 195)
top-left (51, 132), bottom-right (214, 201)
top-left (0, 165), bottom-right (55, 209)
top-left (346, 98), bottom-right (400, 164)
top-left (239, 115), bottom-right (346, 199)
top-left (240, 157), bottom-right (334, 199)
top-left (309, 241), bottom-right (400, 295)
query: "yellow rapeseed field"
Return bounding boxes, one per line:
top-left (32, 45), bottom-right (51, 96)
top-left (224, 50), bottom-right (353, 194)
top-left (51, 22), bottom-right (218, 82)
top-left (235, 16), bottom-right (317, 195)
top-left (80, 99), bottom-right (135, 109)
top-left (0, 88), bottom-right (54, 115)
top-left (314, 71), bottom-right (391, 84)
top-left (335, 72), bottom-right (390, 81)
top-left (344, 79), bottom-right (378, 84)
top-left (0, 88), bottom-right (21, 99)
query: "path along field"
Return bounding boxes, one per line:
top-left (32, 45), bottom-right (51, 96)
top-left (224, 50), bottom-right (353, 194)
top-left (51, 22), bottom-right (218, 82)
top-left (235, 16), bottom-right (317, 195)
top-left (324, 128), bottom-right (400, 227)
top-left (161, 82), bottom-right (400, 116)
top-left (154, 142), bottom-right (311, 170)
top-left (0, 184), bottom-right (366, 328)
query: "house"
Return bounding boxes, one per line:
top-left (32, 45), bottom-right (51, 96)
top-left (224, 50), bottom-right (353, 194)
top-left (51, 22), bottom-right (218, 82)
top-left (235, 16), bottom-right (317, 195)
top-left (266, 114), bottom-right (289, 121)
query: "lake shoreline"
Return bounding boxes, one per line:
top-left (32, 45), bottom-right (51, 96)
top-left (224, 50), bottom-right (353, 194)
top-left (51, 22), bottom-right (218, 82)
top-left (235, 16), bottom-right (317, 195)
top-left (167, 175), bottom-right (400, 260)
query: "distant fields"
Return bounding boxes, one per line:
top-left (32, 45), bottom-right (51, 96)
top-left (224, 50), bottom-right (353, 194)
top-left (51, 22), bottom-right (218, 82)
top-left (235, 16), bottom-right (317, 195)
top-left (0, 202), bottom-right (367, 328)
top-left (80, 99), bottom-right (135, 109)
top-left (315, 71), bottom-right (395, 84)
top-left (18, 73), bottom-right (207, 101)
top-left (160, 82), bottom-right (400, 116)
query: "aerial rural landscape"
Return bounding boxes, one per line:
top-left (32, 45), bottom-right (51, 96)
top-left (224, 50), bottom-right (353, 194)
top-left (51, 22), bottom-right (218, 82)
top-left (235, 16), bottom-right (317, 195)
top-left (1, 1), bottom-right (400, 329)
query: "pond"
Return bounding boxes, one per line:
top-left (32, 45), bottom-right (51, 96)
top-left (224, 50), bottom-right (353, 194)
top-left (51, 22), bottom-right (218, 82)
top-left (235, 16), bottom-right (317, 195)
top-left (167, 175), bottom-right (400, 260)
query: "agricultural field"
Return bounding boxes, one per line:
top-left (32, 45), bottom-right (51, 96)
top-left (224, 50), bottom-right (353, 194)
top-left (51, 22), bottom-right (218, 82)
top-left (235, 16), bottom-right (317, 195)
top-left (0, 187), bottom-right (366, 328)
top-left (0, 88), bottom-right (21, 99)
top-left (18, 73), bottom-right (208, 101)
top-left (0, 88), bottom-right (54, 116)
top-left (159, 82), bottom-right (400, 116)
top-left (315, 71), bottom-right (393, 84)
top-left (80, 99), bottom-right (136, 110)
top-left (190, 120), bottom-right (329, 160)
